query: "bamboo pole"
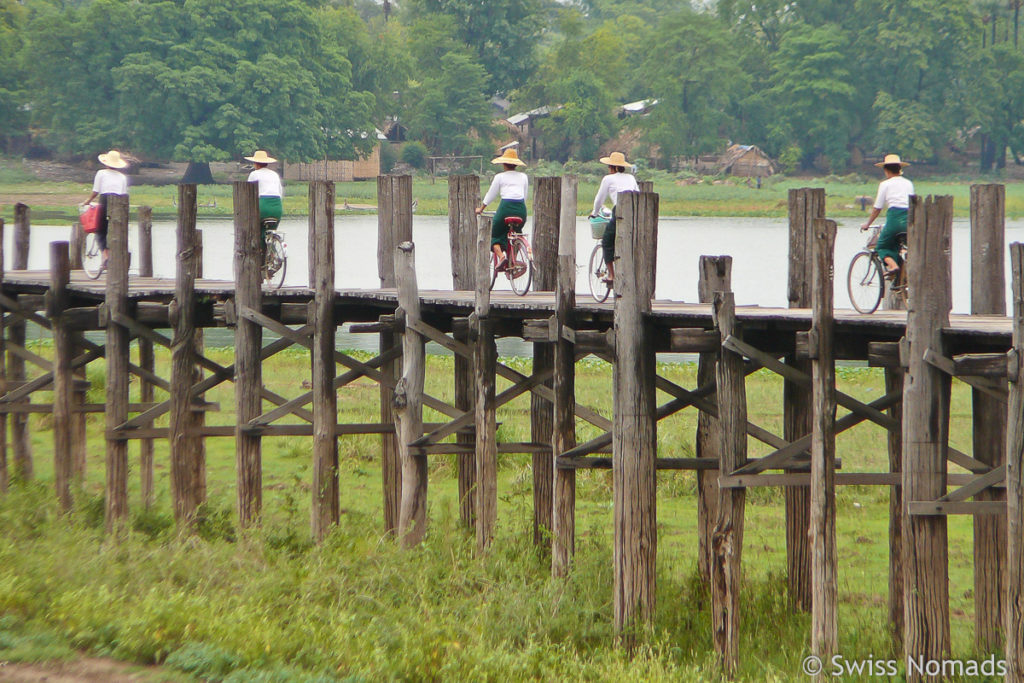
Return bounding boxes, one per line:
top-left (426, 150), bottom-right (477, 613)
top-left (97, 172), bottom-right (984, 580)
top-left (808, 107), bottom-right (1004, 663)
top-left (970, 183), bottom-right (1007, 652)
top-left (552, 175), bottom-right (577, 577)
top-left (311, 181), bottom-right (339, 542)
top-left (531, 176), bottom-right (560, 547)
top-left (170, 185), bottom-right (200, 526)
top-left (1005, 242), bottom-right (1024, 681)
top-left (612, 190), bottom-right (658, 640)
top-left (784, 187), bottom-right (823, 612)
top-left (234, 180), bottom-right (263, 528)
top-left (104, 194), bottom-right (131, 531)
top-left (809, 218), bottom-right (837, 666)
top-left (902, 195), bottom-right (952, 677)
top-left (50, 242), bottom-right (72, 513)
top-left (449, 175), bottom-right (479, 528)
top-left (138, 205), bottom-right (155, 505)
top-left (394, 241), bottom-right (426, 547)
top-left (10, 202), bottom-right (31, 480)
top-left (474, 214), bottom-right (497, 551)
top-left (696, 255), bottom-right (731, 583)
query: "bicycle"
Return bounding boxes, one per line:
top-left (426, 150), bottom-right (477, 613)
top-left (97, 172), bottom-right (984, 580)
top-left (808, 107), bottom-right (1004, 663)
top-left (846, 226), bottom-right (908, 314)
top-left (78, 203), bottom-right (105, 279)
top-left (261, 217), bottom-right (288, 290)
top-left (587, 212), bottom-right (612, 303)
top-left (486, 215), bottom-right (533, 296)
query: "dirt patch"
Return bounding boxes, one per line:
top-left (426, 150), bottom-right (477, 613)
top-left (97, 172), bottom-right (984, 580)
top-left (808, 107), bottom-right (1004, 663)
top-left (0, 658), bottom-right (181, 682)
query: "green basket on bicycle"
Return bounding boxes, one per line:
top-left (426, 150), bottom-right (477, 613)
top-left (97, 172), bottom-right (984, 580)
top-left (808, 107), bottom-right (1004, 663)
top-left (589, 215), bottom-right (610, 240)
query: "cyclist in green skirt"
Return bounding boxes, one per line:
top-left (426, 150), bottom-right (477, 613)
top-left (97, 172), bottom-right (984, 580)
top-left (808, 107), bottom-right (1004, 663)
top-left (245, 150), bottom-right (283, 244)
top-left (861, 153), bottom-right (913, 277)
top-left (476, 148), bottom-right (528, 271)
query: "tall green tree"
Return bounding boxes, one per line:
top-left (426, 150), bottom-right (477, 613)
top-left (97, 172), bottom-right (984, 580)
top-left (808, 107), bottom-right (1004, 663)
top-left (0, 0), bottom-right (29, 152)
top-left (404, 52), bottom-right (492, 154)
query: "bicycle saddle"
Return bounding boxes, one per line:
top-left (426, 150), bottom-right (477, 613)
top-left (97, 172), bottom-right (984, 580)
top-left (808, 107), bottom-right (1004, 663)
top-left (504, 216), bottom-right (525, 230)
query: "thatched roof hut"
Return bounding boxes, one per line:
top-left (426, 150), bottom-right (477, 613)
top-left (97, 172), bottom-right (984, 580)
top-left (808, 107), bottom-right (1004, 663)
top-left (718, 144), bottom-right (778, 177)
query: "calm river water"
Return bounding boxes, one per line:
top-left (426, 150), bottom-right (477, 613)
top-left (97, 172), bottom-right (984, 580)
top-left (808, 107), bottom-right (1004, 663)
top-left (15, 215), bottom-right (1024, 355)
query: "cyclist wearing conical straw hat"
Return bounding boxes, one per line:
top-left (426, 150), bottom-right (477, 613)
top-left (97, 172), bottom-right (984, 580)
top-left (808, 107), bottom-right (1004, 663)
top-left (861, 153), bottom-right (914, 278)
top-left (82, 149), bottom-right (130, 265)
top-left (476, 147), bottom-right (528, 272)
top-left (589, 151), bottom-right (638, 287)
top-left (245, 150), bottom-right (284, 243)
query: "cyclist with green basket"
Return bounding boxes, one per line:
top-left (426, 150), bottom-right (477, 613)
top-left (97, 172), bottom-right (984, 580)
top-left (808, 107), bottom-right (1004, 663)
top-left (861, 153), bottom-right (913, 278)
top-left (588, 151), bottom-right (638, 287)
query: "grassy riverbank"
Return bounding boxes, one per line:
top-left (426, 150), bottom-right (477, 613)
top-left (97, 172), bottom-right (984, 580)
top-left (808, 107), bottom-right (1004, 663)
top-left (4, 158), bottom-right (1024, 224)
top-left (0, 343), bottom-right (989, 681)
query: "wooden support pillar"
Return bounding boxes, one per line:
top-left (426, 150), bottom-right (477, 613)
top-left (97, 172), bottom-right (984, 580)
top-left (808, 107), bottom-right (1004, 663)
top-left (1005, 242), bottom-right (1024, 681)
top-left (711, 289), bottom-right (746, 676)
top-left (138, 205), bottom-right (155, 507)
top-left (170, 185), bottom-right (200, 526)
top-left (10, 202), bottom-right (31, 481)
top-left (69, 222), bottom-right (83, 271)
top-left (902, 194), bottom-right (952, 676)
top-left (809, 218), bottom-right (837, 663)
top-left (696, 255), bottom-right (731, 583)
top-left (637, 181), bottom-right (654, 193)
top-left (886, 366), bottom-right (904, 648)
top-left (234, 180), bottom-right (263, 528)
top-left (378, 175), bottom-right (412, 533)
top-left (448, 175), bottom-right (479, 528)
top-left (531, 176), bottom-right (560, 547)
top-left (612, 190), bottom-right (658, 639)
top-left (394, 241), bottom-right (426, 547)
top-left (552, 175), bottom-right (578, 577)
top-left (310, 181), bottom-right (339, 542)
top-left (0, 218), bottom-right (6, 494)
top-left (50, 242), bottom-right (73, 513)
top-left (970, 183), bottom-right (1006, 652)
top-left (474, 214), bottom-right (498, 551)
top-left (104, 195), bottom-right (131, 532)
top-left (192, 230), bottom-right (206, 506)
top-left (784, 187), bottom-right (823, 612)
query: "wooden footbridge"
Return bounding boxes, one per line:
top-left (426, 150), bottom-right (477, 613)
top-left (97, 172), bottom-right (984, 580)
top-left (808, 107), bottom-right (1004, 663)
top-left (2, 178), bottom-right (1024, 681)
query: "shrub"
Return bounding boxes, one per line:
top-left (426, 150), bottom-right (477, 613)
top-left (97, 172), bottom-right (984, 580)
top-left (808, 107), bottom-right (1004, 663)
top-left (400, 142), bottom-right (428, 169)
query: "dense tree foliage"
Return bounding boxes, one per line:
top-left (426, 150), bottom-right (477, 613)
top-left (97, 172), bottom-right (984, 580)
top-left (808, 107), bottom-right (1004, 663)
top-left (4, 0), bottom-right (1024, 171)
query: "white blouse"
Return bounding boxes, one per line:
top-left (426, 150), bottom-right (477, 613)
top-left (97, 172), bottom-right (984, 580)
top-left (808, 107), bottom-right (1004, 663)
top-left (592, 172), bottom-right (638, 215)
top-left (92, 169), bottom-right (128, 196)
top-left (482, 171), bottom-right (529, 206)
top-left (247, 167), bottom-right (284, 198)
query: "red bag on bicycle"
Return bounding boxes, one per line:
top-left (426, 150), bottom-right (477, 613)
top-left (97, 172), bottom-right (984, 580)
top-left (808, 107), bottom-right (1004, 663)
top-left (80, 204), bottom-right (101, 233)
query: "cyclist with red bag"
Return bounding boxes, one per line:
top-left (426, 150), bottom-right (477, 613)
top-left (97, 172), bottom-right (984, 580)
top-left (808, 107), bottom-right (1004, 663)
top-left (81, 149), bottom-right (130, 265)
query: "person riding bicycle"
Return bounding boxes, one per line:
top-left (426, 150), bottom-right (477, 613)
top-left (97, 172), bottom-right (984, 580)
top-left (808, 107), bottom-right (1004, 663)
top-left (861, 153), bottom-right (913, 278)
top-left (245, 150), bottom-right (283, 244)
top-left (588, 151), bottom-right (639, 286)
top-left (475, 147), bottom-right (528, 272)
top-left (82, 149), bottom-right (130, 266)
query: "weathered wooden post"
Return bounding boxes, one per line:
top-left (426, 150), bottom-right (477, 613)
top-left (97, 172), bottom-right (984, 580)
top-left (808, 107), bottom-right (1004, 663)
top-left (394, 241), bottom-right (426, 547)
top-left (192, 230), bottom-right (206, 505)
top-left (902, 194), bottom-right (953, 675)
top-left (552, 175), bottom-right (577, 577)
top-left (886, 366), bottom-right (904, 648)
top-left (696, 255), bottom-right (731, 582)
top-left (138, 205), bottom-right (155, 506)
top-left (234, 180), bottom-right (263, 528)
top-left (105, 194), bottom-right (131, 531)
top-left (50, 242), bottom-right (73, 512)
top-left (712, 288), bottom-right (746, 676)
top-left (531, 176), bottom-right (560, 547)
top-left (474, 214), bottom-right (498, 551)
top-left (378, 175), bottom-right (412, 533)
top-left (1005, 242), bottom-right (1024, 681)
top-left (612, 190), bottom-right (658, 640)
top-left (0, 218), bottom-right (6, 494)
top-left (809, 218), bottom-right (837, 664)
top-left (10, 202), bottom-right (31, 481)
top-left (970, 183), bottom-right (1006, 652)
top-left (310, 181), bottom-right (339, 542)
top-left (69, 222), bottom-right (83, 271)
top-left (170, 185), bottom-right (200, 526)
top-left (784, 188), bottom-right (823, 612)
top-left (637, 180), bottom-right (654, 193)
top-left (448, 174), bottom-right (479, 527)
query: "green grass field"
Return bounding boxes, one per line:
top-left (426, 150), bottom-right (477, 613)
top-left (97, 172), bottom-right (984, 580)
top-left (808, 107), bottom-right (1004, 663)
top-left (4, 158), bottom-right (1024, 223)
top-left (0, 344), bottom-right (992, 681)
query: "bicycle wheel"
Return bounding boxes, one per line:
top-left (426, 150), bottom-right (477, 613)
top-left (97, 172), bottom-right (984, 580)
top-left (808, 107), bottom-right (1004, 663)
top-left (509, 239), bottom-right (532, 296)
top-left (847, 250), bottom-right (884, 314)
top-left (264, 233), bottom-right (287, 290)
top-left (588, 243), bottom-right (610, 303)
top-left (82, 232), bottom-right (104, 280)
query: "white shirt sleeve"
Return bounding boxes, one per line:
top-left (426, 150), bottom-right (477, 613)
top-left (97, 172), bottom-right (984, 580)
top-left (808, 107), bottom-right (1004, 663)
top-left (482, 175), bottom-right (502, 206)
top-left (592, 175), bottom-right (612, 215)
